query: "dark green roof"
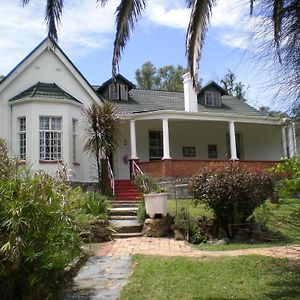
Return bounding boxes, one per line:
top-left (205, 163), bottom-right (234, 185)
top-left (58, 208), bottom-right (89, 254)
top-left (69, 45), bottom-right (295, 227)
top-left (106, 89), bottom-right (265, 117)
top-left (9, 82), bottom-right (82, 104)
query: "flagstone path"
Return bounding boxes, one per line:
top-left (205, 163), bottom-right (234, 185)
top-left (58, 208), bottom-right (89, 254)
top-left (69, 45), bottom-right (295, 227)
top-left (62, 237), bottom-right (300, 299)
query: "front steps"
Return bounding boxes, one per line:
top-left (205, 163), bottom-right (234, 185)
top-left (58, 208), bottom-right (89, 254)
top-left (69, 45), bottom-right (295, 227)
top-left (114, 180), bottom-right (141, 201)
top-left (109, 201), bottom-right (143, 239)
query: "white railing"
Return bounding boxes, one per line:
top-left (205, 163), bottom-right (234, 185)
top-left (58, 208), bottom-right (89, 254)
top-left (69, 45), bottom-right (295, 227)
top-left (107, 160), bottom-right (115, 196)
top-left (132, 160), bottom-right (144, 176)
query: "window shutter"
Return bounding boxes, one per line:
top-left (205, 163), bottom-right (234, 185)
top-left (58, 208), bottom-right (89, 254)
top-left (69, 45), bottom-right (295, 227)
top-left (120, 84), bottom-right (128, 101)
top-left (109, 84), bottom-right (120, 100)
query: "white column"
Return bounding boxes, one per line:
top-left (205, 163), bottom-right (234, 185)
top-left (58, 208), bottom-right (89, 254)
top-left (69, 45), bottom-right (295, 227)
top-left (292, 122), bottom-right (298, 156)
top-left (281, 126), bottom-right (287, 157)
top-left (162, 118), bottom-right (171, 160)
top-left (130, 119), bottom-right (138, 159)
top-left (229, 121), bottom-right (238, 160)
top-left (288, 124), bottom-right (295, 157)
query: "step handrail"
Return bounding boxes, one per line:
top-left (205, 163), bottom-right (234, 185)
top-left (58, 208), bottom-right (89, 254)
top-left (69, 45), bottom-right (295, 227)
top-left (107, 160), bottom-right (115, 196)
top-left (132, 160), bottom-right (144, 176)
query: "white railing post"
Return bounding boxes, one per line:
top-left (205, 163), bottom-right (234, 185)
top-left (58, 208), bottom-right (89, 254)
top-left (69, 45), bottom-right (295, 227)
top-left (107, 160), bottom-right (115, 196)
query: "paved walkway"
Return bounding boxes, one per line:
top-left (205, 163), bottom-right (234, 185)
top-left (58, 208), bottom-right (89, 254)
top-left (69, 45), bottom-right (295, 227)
top-left (92, 237), bottom-right (300, 260)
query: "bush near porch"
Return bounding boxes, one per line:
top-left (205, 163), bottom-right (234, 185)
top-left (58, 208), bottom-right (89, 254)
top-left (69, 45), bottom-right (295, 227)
top-left (188, 163), bottom-right (274, 238)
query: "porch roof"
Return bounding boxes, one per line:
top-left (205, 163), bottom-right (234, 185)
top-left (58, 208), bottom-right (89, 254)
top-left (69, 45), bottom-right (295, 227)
top-left (107, 89), bottom-right (271, 119)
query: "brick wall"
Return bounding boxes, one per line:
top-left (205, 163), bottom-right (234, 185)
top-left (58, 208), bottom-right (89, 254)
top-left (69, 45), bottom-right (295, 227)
top-left (139, 159), bottom-right (281, 178)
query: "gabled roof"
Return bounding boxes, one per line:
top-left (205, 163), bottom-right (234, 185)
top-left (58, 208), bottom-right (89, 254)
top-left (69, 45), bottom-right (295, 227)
top-left (9, 82), bottom-right (82, 104)
top-left (198, 81), bottom-right (228, 96)
top-left (106, 89), bottom-right (266, 118)
top-left (0, 37), bottom-right (101, 104)
top-left (97, 74), bottom-right (135, 93)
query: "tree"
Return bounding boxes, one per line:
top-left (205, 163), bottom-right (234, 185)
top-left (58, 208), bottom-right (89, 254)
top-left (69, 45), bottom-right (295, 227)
top-left (258, 106), bottom-right (288, 118)
top-left (21, 1), bottom-right (300, 95)
top-left (83, 102), bottom-right (120, 192)
top-left (135, 62), bottom-right (188, 91)
top-left (135, 62), bottom-right (160, 90)
top-left (220, 69), bottom-right (247, 101)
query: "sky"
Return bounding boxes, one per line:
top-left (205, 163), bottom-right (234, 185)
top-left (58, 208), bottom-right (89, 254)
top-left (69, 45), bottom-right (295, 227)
top-left (0, 0), bottom-right (290, 111)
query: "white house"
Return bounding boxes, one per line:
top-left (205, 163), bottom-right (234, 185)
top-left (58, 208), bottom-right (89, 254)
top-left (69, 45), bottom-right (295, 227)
top-left (0, 38), bottom-right (297, 191)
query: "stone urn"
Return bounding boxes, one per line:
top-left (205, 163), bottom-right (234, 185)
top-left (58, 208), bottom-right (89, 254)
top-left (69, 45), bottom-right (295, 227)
top-left (144, 192), bottom-right (168, 218)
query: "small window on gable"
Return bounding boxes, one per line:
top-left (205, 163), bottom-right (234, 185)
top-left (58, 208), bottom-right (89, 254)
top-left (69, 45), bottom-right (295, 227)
top-left (120, 84), bottom-right (128, 101)
top-left (205, 91), bottom-right (221, 107)
top-left (109, 84), bottom-right (120, 100)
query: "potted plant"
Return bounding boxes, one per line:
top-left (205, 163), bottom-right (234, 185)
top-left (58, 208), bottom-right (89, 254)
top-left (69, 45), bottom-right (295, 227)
top-left (134, 173), bottom-right (168, 218)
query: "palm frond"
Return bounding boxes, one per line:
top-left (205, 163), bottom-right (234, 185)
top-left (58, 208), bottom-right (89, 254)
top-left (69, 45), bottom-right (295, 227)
top-left (273, 0), bottom-right (283, 62)
top-left (45, 0), bottom-right (64, 41)
top-left (186, 0), bottom-right (216, 88)
top-left (250, 0), bottom-right (255, 15)
top-left (112, 0), bottom-right (147, 77)
top-left (96, 0), bottom-right (110, 7)
top-left (186, 0), bottom-right (196, 9)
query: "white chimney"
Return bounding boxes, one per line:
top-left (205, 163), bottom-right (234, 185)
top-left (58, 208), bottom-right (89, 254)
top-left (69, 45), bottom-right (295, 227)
top-left (182, 72), bottom-right (198, 112)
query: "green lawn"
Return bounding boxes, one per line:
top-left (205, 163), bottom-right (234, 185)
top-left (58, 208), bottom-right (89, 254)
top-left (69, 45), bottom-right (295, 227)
top-left (120, 255), bottom-right (300, 300)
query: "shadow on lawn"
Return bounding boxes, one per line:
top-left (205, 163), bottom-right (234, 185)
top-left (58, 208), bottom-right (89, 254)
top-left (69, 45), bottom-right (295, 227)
top-left (264, 259), bottom-right (300, 299)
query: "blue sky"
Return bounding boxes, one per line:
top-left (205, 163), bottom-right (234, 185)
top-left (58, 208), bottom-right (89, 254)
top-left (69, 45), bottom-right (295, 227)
top-left (0, 0), bottom-right (289, 111)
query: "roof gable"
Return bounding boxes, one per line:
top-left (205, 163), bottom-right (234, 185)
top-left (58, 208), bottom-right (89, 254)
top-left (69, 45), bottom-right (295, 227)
top-left (0, 38), bottom-right (101, 104)
top-left (97, 74), bottom-right (135, 94)
top-left (198, 81), bottom-right (228, 96)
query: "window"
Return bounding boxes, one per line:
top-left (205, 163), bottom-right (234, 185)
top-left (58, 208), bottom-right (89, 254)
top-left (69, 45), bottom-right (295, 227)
top-left (72, 119), bottom-right (77, 162)
top-left (18, 117), bottom-right (26, 160)
top-left (205, 91), bottom-right (221, 107)
top-left (226, 133), bottom-right (242, 159)
top-left (39, 116), bottom-right (62, 160)
top-left (149, 130), bottom-right (163, 160)
top-left (109, 84), bottom-right (120, 100)
top-left (120, 84), bottom-right (128, 101)
top-left (208, 144), bottom-right (218, 159)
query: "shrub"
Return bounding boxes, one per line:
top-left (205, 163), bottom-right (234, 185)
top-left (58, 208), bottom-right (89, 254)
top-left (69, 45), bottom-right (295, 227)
top-left (189, 163), bottom-right (274, 237)
top-left (81, 192), bottom-right (109, 220)
top-left (134, 173), bottom-right (164, 194)
top-left (137, 201), bottom-right (146, 223)
top-left (270, 157), bottom-right (300, 197)
top-left (0, 171), bottom-right (82, 299)
top-left (0, 138), bottom-right (16, 180)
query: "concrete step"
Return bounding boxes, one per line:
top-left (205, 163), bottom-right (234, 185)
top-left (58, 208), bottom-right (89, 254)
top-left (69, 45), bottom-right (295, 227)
top-left (112, 232), bottom-right (143, 239)
top-left (109, 215), bottom-right (137, 220)
top-left (110, 219), bottom-right (143, 233)
top-left (109, 207), bottom-right (138, 216)
top-left (111, 202), bottom-right (140, 208)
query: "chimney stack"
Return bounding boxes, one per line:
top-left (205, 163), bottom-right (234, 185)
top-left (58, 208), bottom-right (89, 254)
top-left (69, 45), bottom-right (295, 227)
top-left (182, 72), bottom-right (198, 112)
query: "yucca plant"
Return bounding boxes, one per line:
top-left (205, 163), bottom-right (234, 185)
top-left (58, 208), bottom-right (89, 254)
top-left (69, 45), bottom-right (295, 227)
top-left (83, 102), bottom-right (120, 193)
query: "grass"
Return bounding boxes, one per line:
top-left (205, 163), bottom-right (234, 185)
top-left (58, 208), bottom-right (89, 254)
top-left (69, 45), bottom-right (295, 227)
top-left (120, 255), bottom-right (300, 300)
top-left (167, 199), bottom-right (213, 219)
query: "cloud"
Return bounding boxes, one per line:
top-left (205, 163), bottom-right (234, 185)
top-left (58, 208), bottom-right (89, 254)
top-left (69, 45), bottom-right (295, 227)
top-left (0, 0), bottom-right (118, 75)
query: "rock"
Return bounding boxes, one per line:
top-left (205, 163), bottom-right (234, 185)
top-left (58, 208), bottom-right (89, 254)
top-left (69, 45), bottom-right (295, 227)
top-left (214, 237), bottom-right (231, 245)
top-left (174, 229), bottom-right (185, 241)
top-left (143, 215), bottom-right (173, 237)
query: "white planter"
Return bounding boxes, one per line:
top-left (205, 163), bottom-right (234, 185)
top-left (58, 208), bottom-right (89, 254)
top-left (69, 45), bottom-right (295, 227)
top-left (144, 193), bottom-right (168, 219)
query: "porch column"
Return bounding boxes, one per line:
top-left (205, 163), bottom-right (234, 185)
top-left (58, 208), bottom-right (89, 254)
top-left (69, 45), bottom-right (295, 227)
top-left (287, 123), bottom-right (297, 157)
top-left (281, 126), bottom-right (287, 157)
top-left (292, 122), bottom-right (298, 156)
top-left (162, 118), bottom-right (171, 160)
top-left (130, 119), bottom-right (138, 159)
top-left (229, 121), bottom-right (238, 160)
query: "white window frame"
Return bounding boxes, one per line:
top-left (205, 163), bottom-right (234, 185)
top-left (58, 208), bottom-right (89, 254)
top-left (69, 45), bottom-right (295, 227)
top-left (72, 119), bottom-right (78, 162)
top-left (39, 116), bottom-right (62, 161)
top-left (18, 117), bottom-right (26, 160)
top-left (205, 91), bottom-right (221, 107)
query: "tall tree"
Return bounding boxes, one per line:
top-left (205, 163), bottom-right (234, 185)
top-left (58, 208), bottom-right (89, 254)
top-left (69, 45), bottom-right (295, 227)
top-left (135, 62), bottom-right (160, 90)
top-left (21, 1), bottom-right (300, 96)
top-left (135, 62), bottom-right (188, 91)
top-left (83, 102), bottom-right (120, 192)
top-left (220, 69), bottom-right (247, 101)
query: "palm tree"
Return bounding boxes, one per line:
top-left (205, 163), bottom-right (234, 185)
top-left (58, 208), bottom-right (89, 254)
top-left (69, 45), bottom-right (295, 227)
top-left (21, 1), bottom-right (300, 90)
top-left (83, 102), bottom-right (120, 192)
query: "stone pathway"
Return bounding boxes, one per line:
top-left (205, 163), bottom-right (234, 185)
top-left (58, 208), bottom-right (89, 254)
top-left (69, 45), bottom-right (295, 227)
top-left (62, 237), bottom-right (300, 299)
top-left (92, 237), bottom-right (300, 260)
top-left (62, 255), bottom-right (131, 300)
